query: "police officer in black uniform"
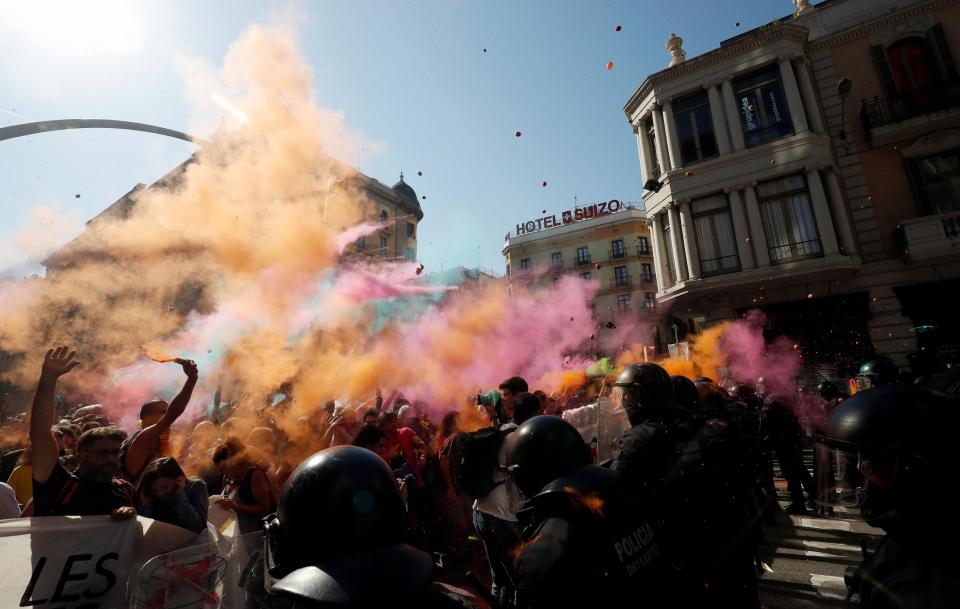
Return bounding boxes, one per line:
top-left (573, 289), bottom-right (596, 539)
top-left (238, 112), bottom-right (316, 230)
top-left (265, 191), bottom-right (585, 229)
top-left (263, 445), bottom-right (469, 608)
top-left (673, 376), bottom-right (761, 608)
top-left (815, 385), bottom-right (960, 608)
top-left (610, 363), bottom-right (714, 607)
top-left (506, 415), bottom-right (671, 609)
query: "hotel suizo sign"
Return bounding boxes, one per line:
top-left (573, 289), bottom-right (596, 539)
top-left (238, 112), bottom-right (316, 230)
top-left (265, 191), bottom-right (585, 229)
top-left (515, 199), bottom-right (624, 235)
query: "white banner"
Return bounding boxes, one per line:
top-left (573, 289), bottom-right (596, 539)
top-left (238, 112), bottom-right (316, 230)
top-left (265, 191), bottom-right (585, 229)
top-left (0, 515), bottom-right (137, 609)
top-left (127, 504), bottom-right (251, 609)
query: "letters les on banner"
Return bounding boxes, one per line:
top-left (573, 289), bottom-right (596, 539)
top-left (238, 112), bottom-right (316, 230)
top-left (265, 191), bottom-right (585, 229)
top-left (0, 516), bottom-right (136, 609)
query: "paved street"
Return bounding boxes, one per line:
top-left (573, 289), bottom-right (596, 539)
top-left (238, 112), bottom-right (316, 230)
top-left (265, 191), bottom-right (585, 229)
top-left (758, 450), bottom-right (884, 608)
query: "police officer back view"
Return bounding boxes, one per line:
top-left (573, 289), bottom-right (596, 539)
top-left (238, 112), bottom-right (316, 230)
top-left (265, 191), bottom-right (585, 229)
top-left (815, 385), bottom-right (960, 608)
top-left (505, 415), bottom-right (671, 609)
top-left (610, 363), bottom-right (714, 608)
top-left (263, 445), bottom-right (467, 608)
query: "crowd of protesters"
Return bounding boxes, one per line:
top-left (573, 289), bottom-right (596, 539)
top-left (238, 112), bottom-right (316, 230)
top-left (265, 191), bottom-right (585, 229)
top-left (0, 345), bottom-right (903, 608)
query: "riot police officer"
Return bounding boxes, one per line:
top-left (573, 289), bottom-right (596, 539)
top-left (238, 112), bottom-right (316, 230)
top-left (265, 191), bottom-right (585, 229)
top-left (505, 415), bottom-right (671, 609)
top-left (610, 364), bottom-right (713, 607)
top-left (263, 445), bottom-right (467, 608)
top-left (673, 376), bottom-right (761, 608)
top-left (856, 356), bottom-right (899, 391)
top-left (815, 385), bottom-right (960, 608)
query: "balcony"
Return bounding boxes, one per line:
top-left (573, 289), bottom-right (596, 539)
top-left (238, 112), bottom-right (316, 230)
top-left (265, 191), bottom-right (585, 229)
top-left (574, 255), bottom-right (592, 266)
top-left (900, 211), bottom-right (960, 261)
top-left (608, 248), bottom-right (628, 262)
top-left (638, 305), bottom-right (659, 318)
top-left (640, 274), bottom-right (655, 284)
top-left (861, 88), bottom-right (960, 146)
top-left (609, 275), bottom-right (632, 290)
top-left (636, 244), bottom-right (652, 257)
top-left (768, 239), bottom-right (823, 265)
top-left (550, 260), bottom-right (566, 272)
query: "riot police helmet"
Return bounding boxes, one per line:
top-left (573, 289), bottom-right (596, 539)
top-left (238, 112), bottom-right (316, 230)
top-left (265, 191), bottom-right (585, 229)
top-left (813, 385), bottom-right (960, 530)
top-left (729, 384), bottom-right (758, 402)
top-left (505, 415), bottom-right (591, 498)
top-left (856, 356), bottom-right (899, 391)
top-left (817, 381), bottom-right (840, 400)
top-left (671, 375), bottom-right (703, 414)
top-left (612, 363), bottom-right (673, 426)
top-left (264, 446), bottom-right (432, 603)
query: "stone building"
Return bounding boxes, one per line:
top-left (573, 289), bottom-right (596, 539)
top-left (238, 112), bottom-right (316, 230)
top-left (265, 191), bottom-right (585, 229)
top-left (502, 202), bottom-right (660, 336)
top-left (624, 0), bottom-right (960, 377)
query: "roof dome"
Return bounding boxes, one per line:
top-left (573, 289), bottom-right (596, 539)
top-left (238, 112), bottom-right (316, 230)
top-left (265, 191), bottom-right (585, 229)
top-left (391, 173), bottom-right (418, 204)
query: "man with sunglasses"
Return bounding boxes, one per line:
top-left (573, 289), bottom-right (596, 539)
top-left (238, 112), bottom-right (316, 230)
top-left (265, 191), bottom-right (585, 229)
top-left (29, 347), bottom-right (136, 519)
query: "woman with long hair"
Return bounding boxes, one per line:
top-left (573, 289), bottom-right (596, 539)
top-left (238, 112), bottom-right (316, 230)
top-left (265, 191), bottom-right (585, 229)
top-left (212, 437), bottom-right (278, 534)
top-left (136, 456), bottom-right (209, 533)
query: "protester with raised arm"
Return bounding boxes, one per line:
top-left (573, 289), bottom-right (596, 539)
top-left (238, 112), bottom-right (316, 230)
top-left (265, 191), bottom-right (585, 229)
top-left (119, 358), bottom-right (198, 485)
top-left (30, 347), bottom-right (136, 519)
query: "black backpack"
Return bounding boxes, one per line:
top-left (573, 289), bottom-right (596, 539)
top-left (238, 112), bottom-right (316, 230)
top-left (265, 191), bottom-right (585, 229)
top-left (448, 427), bottom-right (513, 500)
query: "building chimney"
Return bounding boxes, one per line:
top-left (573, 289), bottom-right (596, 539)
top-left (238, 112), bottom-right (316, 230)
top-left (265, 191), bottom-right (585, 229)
top-left (666, 33), bottom-right (686, 67)
top-left (793, 0), bottom-right (814, 15)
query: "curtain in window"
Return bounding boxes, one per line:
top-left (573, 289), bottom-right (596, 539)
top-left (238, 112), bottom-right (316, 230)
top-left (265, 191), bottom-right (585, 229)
top-left (757, 175), bottom-right (822, 262)
top-left (693, 195), bottom-right (739, 274)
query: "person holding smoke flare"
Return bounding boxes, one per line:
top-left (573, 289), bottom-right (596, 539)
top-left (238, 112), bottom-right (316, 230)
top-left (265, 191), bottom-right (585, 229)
top-left (119, 357), bottom-right (199, 485)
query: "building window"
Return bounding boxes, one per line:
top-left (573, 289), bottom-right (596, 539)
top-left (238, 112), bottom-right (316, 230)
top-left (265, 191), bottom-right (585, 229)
top-left (617, 293), bottom-right (631, 313)
top-left (906, 149), bottom-right (960, 215)
top-left (637, 236), bottom-right (650, 255)
top-left (379, 210), bottom-right (389, 223)
top-left (551, 252), bottom-right (563, 269)
top-left (734, 65), bottom-right (793, 147)
top-left (641, 263), bottom-right (653, 282)
top-left (661, 214), bottom-right (677, 283)
top-left (646, 119), bottom-right (661, 177)
top-left (644, 293), bottom-right (657, 308)
top-left (580, 272), bottom-right (592, 280)
top-left (614, 265), bottom-right (629, 286)
top-left (611, 239), bottom-right (625, 258)
top-left (404, 247), bottom-right (415, 261)
top-left (520, 258), bottom-right (531, 271)
top-left (406, 222), bottom-right (415, 238)
top-left (379, 235), bottom-right (388, 253)
top-left (673, 91), bottom-right (718, 165)
top-left (692, 194), bottom-right (741, 276)
top-left (756, 174), bottom-right (823, 263)
top-left (357, 236), bottom-right (366, 250)
top-left (887, 38), bottom-right (944, 113)
top-left (576, 246), bottom-right (590, 265)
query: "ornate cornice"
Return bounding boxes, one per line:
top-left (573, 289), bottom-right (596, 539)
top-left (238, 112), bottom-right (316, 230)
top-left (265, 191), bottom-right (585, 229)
top-left (624, 23), bottom-right (809, 118)
top-left (807, 0), bottom-right (959, 51)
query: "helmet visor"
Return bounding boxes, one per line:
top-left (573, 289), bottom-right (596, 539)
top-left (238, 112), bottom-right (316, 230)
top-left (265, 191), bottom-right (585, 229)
top-left (814, 442), bottom-right (899, 509)
top-left (855, 375), bottom-right (874, 392)
top-left (609, 386), bottom-right (627, 415)
top-left (813, 442), bottom-right (863, 508)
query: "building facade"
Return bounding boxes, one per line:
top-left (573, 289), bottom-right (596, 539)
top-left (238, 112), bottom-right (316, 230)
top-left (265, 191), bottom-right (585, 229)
top-left (624, 0), bottom-right (960, 377)
top-left (502, 203), bottom-right (659, 330)
top-left (350, 172), bottom-right (424, 261)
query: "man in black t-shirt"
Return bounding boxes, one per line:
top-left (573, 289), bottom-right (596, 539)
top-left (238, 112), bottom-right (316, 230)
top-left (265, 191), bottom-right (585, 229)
top-left (33, 426), bottom-right (137, 516)
top-left (29, 347), bottom-right (136, 520)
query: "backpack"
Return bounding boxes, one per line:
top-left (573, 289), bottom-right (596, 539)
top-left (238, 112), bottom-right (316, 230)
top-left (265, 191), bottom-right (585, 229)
top-left (448, 427), bottom-right (513, 500)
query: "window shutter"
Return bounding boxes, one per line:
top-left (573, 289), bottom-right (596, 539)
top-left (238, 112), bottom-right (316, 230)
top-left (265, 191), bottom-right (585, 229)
top-left (928, 23), bottom-right (960, 87)
top-left (871, 45), bottom-right (900, 100)
top-left (903, 159), bottom-right (932, 216)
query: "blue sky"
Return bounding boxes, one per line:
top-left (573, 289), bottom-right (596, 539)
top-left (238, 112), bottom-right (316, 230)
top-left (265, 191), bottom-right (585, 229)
top-left (0, 0), bottom-right (796, 276)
